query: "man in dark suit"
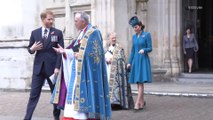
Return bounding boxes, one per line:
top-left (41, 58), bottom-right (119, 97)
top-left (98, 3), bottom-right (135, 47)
top-left (24, 10), bottom-right (64, 120)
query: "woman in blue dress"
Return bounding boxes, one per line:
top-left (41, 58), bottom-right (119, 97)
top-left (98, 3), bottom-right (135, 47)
top-left (127, 16), bottom-right (152, 111)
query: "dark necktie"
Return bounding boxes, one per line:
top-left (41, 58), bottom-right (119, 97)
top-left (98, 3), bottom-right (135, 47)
top-left (43, 29), bottom-right (48, 46)
top-left (43, 29), bottom-right (48, 40)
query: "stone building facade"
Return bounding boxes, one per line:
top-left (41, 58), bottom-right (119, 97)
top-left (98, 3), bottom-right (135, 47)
top-left (0, 0), bottom-right (185, 89)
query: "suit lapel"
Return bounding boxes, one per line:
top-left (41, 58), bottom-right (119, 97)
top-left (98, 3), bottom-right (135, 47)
top-left (37, 27), bottom-right (43, 42)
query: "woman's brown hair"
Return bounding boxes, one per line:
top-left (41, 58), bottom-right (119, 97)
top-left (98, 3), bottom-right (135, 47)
top-left (138, 21), bottom-right (145, 30)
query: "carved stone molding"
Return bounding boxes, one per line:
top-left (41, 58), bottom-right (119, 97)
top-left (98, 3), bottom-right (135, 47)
top-left (46, 6), bottom-right (65, 18)
top-left (70, 0), bottom-right (91, 6)
top-left (135, 0), bottom-right (149, 14)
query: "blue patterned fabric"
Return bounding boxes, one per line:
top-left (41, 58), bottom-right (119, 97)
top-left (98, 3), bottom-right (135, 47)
top-left (77, 28), bottom-right (111, 119)
top-left (128, 31), bottom-right (152, 83)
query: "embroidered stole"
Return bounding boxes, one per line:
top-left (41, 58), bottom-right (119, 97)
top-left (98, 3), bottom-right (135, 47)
top-left (73, 27), bottom-right (95, 111)
top-left (108, 44), bottom-right (122, 101)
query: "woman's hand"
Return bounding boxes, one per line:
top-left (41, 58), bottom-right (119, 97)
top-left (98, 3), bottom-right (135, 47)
top-left (194, 48), bottom-right (198, 52)
top-left (53, 44), bottom-right (65, 54)
top-left (139, 49), bottom-right (144, 54)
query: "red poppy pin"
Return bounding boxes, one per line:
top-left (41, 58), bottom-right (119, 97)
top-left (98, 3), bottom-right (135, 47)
top-left (51, 31), bottom-right (55, 35)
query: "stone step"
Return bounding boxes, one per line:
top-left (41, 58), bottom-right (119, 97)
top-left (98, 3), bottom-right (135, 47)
top-left (180, 73), bottom-right (213, 79)
top-left (177, 73), bottom-right (213, 84)
top-left (177, 77), bottom-right (213, 84)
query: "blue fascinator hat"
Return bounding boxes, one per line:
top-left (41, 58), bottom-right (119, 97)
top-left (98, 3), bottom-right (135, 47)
top-left (129, 16), bottom-right (140, 27)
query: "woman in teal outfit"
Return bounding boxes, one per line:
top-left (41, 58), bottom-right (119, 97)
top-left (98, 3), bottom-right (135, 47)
top-left (127, 16), bottom-right (152, 111)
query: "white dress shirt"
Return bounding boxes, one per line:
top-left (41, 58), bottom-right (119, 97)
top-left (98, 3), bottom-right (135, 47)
top-left (42, 27), bottom-right (50, 38)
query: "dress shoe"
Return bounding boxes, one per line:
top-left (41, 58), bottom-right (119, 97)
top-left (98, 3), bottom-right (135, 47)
top-left (139, 101), bottom-right (146, 110)
top-left (133, 101), bottom-right (146, 112)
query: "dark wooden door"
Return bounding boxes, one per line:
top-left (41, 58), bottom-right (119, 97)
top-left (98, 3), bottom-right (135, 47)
top-left (197, 0), bottom-right (213, 71)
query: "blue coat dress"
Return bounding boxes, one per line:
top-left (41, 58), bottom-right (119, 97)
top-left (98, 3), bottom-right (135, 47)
top-left (128, 31), bottom-right (152, 84)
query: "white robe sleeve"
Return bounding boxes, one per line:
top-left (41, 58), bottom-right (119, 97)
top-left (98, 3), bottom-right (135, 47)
top-left (62, 49), bottom-right (74, 86)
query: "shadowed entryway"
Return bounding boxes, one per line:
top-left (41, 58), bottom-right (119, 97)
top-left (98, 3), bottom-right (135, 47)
top-left (182, 0), bottom-right (213, 72)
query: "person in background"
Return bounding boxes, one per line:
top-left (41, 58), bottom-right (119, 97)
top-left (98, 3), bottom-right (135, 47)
top-left (24, 10), bottom-right (64, 120)
top-left (183, 27), bottom-right (199, 73)
top-left (127, 16), bottom-right (152, 111)
top-left (105, 32), bottom-right (134, 110)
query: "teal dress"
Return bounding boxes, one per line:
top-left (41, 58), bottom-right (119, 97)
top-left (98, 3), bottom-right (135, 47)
top-left (128, 31), bottom-right (152, 84)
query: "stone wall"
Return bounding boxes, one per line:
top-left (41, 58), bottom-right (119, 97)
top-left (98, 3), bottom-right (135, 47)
top-left (0, 0), bottom-right (184, 89)
top-left (0, 39), bottom-right (33, 90)
top-left (0, 38), bottom-right (70, 90)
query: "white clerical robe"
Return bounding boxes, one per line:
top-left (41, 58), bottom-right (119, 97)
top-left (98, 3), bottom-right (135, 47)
top-left (62, 49), bottom-right (87, 119)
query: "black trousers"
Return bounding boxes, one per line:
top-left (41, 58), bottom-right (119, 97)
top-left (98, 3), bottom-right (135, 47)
top-left (24, 64), bottom-right (60, 120)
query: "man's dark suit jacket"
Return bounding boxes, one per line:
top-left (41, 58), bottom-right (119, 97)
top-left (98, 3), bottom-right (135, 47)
top-left (28, 27), bottom-right (64, 76)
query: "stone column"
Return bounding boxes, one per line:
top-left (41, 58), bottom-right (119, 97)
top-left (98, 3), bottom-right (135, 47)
top-left (169, 0), bottom-right (181, 76)
top-left (64, 0), bottom-right (73, 45)
top-left (65, 0), bottom-right (72, 38)
top-left (161, 0), bottom-right (181, 77)
top-left (162, 0), bottom-right (172, 76)
top-left (91, 0), bottom-right (107, 40)
top-left (91, 0), bottom-right (115, 43)
top-left (136, 0), bottom-right (149, 30)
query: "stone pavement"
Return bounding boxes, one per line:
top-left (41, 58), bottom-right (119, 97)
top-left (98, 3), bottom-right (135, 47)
top-left (1, 81), bottom-right (213, 120)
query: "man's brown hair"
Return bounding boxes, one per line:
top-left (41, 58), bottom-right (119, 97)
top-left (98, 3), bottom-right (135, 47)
top-left (40, 10), bottom-right (54, 20)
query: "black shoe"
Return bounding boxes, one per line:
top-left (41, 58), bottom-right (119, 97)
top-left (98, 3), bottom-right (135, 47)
top-left (133, 106), bottom-right (141, 112)
top-left (139, 101), bottom-right (146, 110)
top-left (111, 104), bottom-right (122, 110)
top-left (133, 101), bottom-right (146, 112)
top-left (133, 108), bottom-right (143, 112)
